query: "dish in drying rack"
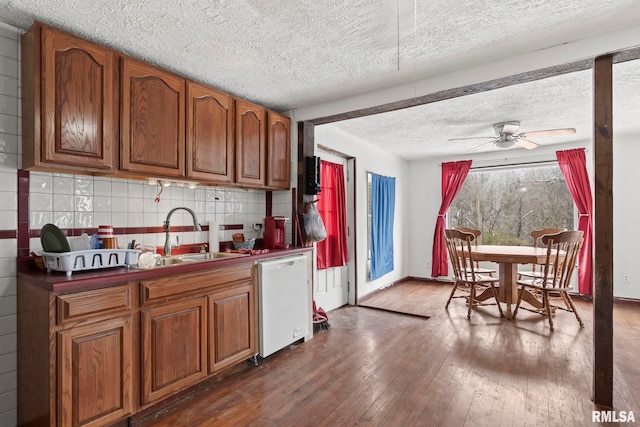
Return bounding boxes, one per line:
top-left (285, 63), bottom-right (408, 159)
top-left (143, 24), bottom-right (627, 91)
top-left (40, 224), bottom-right (71, 253)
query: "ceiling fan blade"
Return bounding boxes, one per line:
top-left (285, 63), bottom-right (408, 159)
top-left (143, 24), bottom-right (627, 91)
top-left (448, 136), bottom-right (495, 141)
top-left (467, 140), bottom-right (495, 152)
top-left (515, 138), bottom-right (539, 150)
top-left (520, 128), bottom-right (576, 138)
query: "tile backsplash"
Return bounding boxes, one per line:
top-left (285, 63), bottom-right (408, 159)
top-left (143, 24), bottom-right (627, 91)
top-left (28, 171), bottom-right (289, 252)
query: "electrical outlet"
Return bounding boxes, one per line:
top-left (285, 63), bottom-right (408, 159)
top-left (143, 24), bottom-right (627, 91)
top-left (623, 274), bottom-right (630, 283)
top-left (426, 261), bottom-right (431, 269)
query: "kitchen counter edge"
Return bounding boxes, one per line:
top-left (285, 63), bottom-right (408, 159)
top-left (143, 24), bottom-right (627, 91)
top-left (18, 247), bottom-right (314, 293)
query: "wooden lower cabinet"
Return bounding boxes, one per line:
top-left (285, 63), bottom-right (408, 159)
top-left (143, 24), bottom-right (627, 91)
top-left (208, 282), bottom-right (256, 372)
top-left (18, 262), bottom-right (259, 426)
top-left (57, 317), bottom-right (133, 427)
top-left (140, 298), bottom-right (207, 405)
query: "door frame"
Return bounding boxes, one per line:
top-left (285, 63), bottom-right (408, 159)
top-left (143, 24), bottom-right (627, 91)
top-left (315, 146), bottom-right (357, 307)
top-left (296, 122), bottom-right (358, 307)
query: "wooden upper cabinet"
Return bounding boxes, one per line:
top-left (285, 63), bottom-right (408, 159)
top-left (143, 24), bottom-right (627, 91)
top-left (22, 22), bottom-right (117, 172)
top-left (267, 112), bottom-right (291, 189)
top-left (186, 82), bottom-right (234, 183)
top-left (235, 99), bottom-right (266, 186)
top-left (22, 22), bottom-right (289, 189)
top-left (121, 58), bottom-right (186, 178)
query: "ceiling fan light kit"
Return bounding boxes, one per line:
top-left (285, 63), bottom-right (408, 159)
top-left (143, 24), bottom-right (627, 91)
top-left (448, 120), bottom-right (576, 152)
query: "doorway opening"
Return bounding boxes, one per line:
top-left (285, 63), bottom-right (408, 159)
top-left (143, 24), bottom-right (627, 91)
top-left (313, 147), bottom-right (356, 311)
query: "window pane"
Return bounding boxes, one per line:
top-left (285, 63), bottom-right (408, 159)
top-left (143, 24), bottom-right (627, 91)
top-left (449, 164), bottom-right (574, 245)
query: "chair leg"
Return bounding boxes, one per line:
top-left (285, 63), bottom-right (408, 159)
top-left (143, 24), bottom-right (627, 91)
top-left (562, 292), bottom-right (585, 328)
top-left (490, 283), bottom-right (504, 318)
top-left (445, 280), bottom-right (460, 309)
top-left (513, 284), bottom-right (525, 318)
top-left (466, 284), bottom-right (474, 319)
top-left (543, 291), bottom-right (555, 332)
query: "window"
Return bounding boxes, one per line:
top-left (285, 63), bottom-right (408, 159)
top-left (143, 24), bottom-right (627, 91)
top-left (449, 164), bottom-right (574, 245)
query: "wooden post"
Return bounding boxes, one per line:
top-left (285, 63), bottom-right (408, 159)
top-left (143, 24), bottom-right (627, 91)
top-left (592, 54), bottom-right (613, 408)
top-left (296, 121), bottom-right (315, 246)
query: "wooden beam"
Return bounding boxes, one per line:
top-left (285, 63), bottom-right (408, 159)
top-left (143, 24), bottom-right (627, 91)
top-left (592, 54), bottom-right (614, 408)
top-left (306, 46), bottom-right (640, 128)
top-left (307, 58), bottom-right (593, 126)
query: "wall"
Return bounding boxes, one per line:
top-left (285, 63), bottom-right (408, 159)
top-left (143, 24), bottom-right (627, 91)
top-left (28, 172), bottom-right (268, 253)
top-left (0, 22), bottom-right (18, 427)
top-left (612, 134), bottom-right (640, 299)
top-left (314, 124), bottom-right (409, 299)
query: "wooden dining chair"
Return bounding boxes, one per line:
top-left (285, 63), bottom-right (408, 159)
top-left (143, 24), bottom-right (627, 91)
top-left (518, 227), bottom-right (565, 279)
top-left (513, 230), bottom-right (584, 331)
top-left (454, 227), bottom-right (496, 277)
top-left (444, 229), bottom-right (504, 319)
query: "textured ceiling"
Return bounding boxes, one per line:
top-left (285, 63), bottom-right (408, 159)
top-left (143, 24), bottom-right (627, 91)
top-left (2, 0), bottom-right (640, 160)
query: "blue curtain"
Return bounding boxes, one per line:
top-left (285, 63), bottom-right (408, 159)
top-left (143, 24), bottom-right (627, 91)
top-left (370, 173), bottom-right (396, 280)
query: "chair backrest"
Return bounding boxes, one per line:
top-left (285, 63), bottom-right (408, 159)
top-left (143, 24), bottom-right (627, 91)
top-left (538, 230), bottom-right (584, 289)
top-left (530, 228), bottom-right (565, 247)
top-left (445, 229), bottom-right (477, 282)
top-left (454, 227), bottom-right (482, 245)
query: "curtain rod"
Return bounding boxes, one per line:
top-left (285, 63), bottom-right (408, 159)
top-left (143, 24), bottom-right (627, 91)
top-left (470, 159), bottom-right (557, 171)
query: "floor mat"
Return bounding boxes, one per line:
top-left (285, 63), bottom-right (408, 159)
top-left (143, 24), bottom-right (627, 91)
top-left (358, 281), bottom-right (434, 319)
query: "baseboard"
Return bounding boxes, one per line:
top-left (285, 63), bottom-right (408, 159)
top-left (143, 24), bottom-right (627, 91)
top-left (404, 275), bottom-right (453, 285)
top-left (357, 275), bottom-right (640, 305)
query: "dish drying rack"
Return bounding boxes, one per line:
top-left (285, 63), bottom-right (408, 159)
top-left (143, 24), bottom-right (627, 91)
top-left (41, 249), bottom-right (140, 276)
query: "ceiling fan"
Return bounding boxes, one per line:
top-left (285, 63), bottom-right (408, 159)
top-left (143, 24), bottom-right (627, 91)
top-left (448, 121), bottom-right (576, 152)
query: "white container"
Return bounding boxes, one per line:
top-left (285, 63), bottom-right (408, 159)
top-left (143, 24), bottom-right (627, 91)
top-left (41, 249), bottom-right (140, 276)
top-left (68, 233), bottom-right (90, 251)
top-left (208, 221), bottom-right (220, 253)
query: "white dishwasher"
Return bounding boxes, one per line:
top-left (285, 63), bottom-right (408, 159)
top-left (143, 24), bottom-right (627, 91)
top-left (258, 255), bottom-right (309, 357)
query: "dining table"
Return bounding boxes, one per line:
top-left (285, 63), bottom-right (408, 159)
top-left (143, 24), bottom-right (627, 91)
top-left (470, 245), bottom-right (551, 319)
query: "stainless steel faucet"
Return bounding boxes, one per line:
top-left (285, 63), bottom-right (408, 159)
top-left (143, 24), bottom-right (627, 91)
top-left (163, 207), bottom-right (201, 256)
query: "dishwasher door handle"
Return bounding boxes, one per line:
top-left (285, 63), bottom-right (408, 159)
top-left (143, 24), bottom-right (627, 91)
top-left (278, 260), bottom-right (296, 268)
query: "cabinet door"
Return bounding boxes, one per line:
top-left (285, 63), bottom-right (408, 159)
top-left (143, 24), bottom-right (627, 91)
top-left (39, 25), bottom-right (117, 171)
top-left (121, 58), bottom-right (186, 178)
top-left (186, 82), bottom-right (234, 183)
top-left (57, 316), bottom-right (132, 427)
top-left (235, 99), bottom-right (266, 186)
top-left (141, 298), bottom-right (207, 405)
top-left (267, 111), bottom-right (291, 189)
top-left (208, 282), bottom-right (256, 373)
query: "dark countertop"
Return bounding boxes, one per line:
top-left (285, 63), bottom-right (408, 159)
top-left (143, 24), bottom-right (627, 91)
top-left (19, 247), bottom-right (313, 293)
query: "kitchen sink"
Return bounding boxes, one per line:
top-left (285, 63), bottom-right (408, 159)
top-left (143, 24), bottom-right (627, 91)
top-left (178, 252), bottom-right (251, 261)
top-left (160, 252), bottom-right (250, 265)
top-left (130, 252), bottom-right (250, 270)
top-left (160, 256), bottom-right (196, 266)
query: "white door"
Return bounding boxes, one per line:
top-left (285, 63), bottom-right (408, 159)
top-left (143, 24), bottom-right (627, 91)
top-left (313, 149), bottom-right (353, 312)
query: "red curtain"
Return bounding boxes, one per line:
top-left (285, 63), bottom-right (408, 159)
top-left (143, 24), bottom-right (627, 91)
top-left (317, 160), bottom-right (348, 270)
top-left (431, 160), bottom-right (472, 277)
top-left (556, 148), bottom-right (593, 295)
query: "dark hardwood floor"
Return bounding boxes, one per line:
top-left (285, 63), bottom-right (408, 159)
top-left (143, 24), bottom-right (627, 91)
top-left (134, 281), bottom-right (640, 427)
